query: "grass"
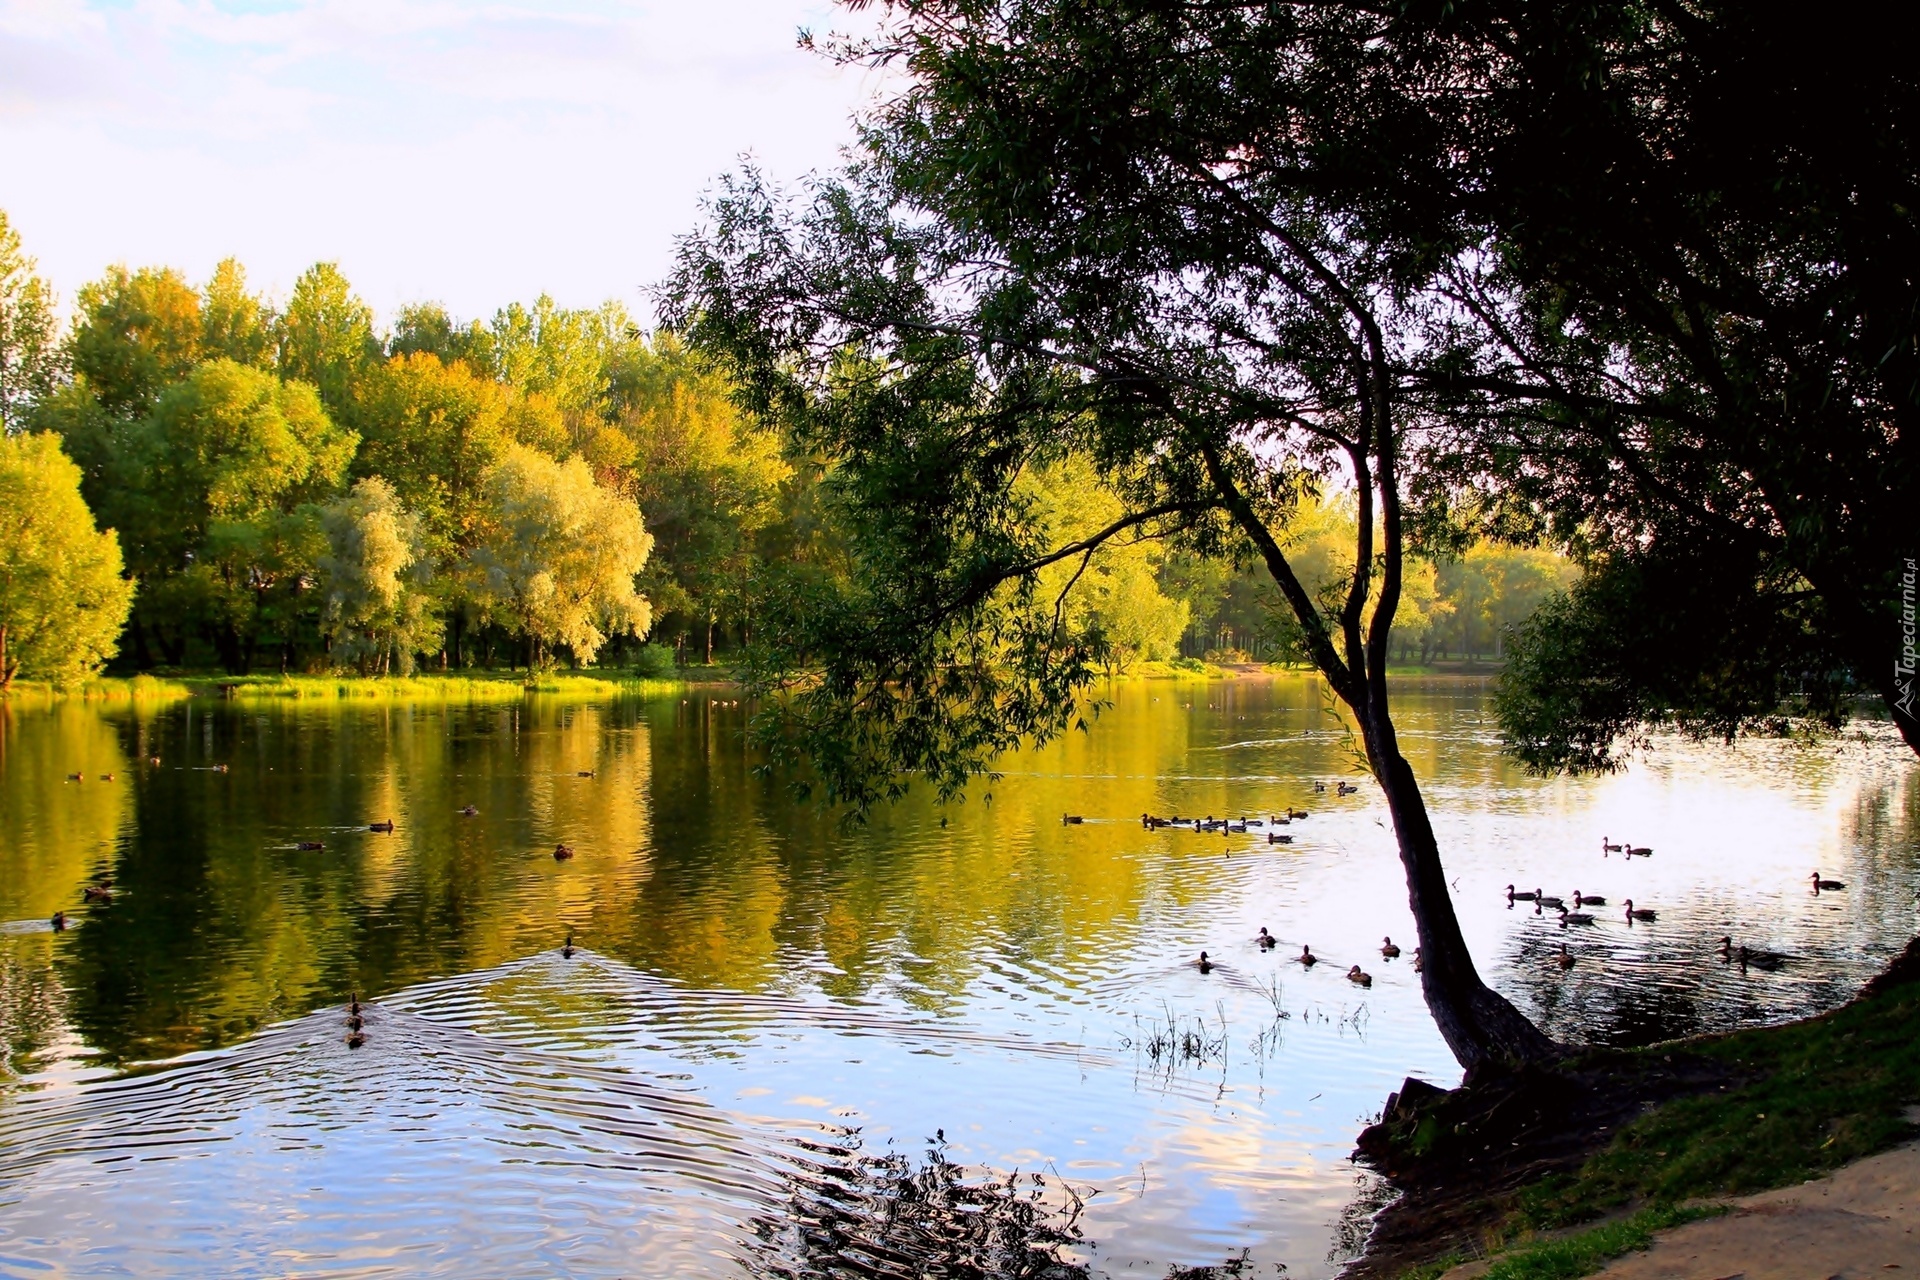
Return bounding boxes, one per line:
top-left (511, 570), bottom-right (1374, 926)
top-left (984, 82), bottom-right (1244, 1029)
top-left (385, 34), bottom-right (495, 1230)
top-left (1398, 1205), bottom-right (1725, 1280)
top-left (1394, 960), bottom-right (1920, 1278)
top-left (1516, 970), bottom-right (1920, 1231)
top-left (1, 674), bottom-right (193, 703)
top-left (4, 668), bottom-right (728, 704)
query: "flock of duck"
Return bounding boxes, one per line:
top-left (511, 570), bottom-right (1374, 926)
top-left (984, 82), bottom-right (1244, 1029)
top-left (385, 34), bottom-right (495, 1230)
top-left (1196, 927), bottom-right (1409, 989)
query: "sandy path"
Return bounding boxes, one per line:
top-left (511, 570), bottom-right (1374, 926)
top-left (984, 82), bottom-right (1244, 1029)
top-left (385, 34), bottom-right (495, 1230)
top-left (1592, 1140), bottom-right (1920, 1279)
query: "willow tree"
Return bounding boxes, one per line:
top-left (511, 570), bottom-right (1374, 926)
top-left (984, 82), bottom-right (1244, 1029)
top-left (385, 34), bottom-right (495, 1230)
top-left (666, 4), bottom-right (1557, 1071)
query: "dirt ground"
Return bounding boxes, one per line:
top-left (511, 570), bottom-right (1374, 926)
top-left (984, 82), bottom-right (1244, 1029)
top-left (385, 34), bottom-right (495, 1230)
top-left (1440, 1135), bottom-right (1920, 1280)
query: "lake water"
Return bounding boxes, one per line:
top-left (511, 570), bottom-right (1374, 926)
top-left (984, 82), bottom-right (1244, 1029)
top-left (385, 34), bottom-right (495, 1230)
top-left (1, 677), bottom-right (1916, 1278)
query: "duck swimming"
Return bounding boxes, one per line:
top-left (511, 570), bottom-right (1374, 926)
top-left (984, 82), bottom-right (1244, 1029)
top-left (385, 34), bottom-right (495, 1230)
top-left (1624, 899), bottom-right (1657, 921)
top-left (459, 805), bottom-right (479, 816)
top-left (369, 819), bottom-right (395, 833)
top-left (562, 931), bottom-right (577, 959)
top-left (1197, 951), bottom-right (1214, 974)
top-left (50, 911), bottom-right (67, 932)
top-left (1558, 908), bottom-right (1595, 926)
top-left (82, 882), bottom-right (113, 901)
top-left (1298, 945), bottom-right (1317, 967)
top-left (1380, 936), bottom-right (1401, 958)
top-left (1506, 884), bottom-right (1537, 901)
top-left (1346, 965), bottom-right (1372, 987)
top-left (1411, 947), bottom-right (1424, 973)
top-left (1555, 943), bottom-right (1575, 971)
top-left (1534, 890), bottom-right (1565, 909)
top-left (1256, 927), bottom-right (1276, 950)
top-left (297, 841), bottom-right (326, 851)
top-left (553, 843), bottom-right (575, 860)
top-left (1811, 872), bottom-right (1845, 891)
top-left (1572, 890), bottom-right (1606, 907)
top-left (346, 1031), bottom-right (366, 1049)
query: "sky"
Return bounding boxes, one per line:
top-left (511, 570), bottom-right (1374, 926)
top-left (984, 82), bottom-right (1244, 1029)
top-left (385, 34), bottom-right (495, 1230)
top-left (0, 0), bottom-right (885, 324)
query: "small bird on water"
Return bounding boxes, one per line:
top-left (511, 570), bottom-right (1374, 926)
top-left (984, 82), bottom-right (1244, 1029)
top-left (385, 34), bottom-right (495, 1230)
top-left (1346, 965), bottom-right (1372, 987)
top-left (297, 841), bottom-right (326, 851)
top-left (553, 843), bottom-right (575, 860)
top-left (562, 931), bottom-right (577, 959)
top-left (83, 881), bottom-right (113, 901)
top-left (1197, 951), bottom-right (1214, 974)
top-left (1811, 872), bottom-right (1845, 891)
top-left (1380, 936), bottom-right (1401, 958)
top-left (459, 805), bottom-right (479, 817)
top-left (1256, 927), bottom-right (1276, 950)
top-left (50, 911), bottom-right (67, 932)
top-left (1298, 944), bottom-right (1317, 967)
top-left (1555, 943), bottom-right (1575, 971)
top-left (369, 819), bottom-right (395, 833)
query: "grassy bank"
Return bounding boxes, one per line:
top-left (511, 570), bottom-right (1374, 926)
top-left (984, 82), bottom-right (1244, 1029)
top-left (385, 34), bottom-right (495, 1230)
top-left (1385, 947), bottom-right (1920, 1278)
top-left (4, 668), bottom-right (743, 704)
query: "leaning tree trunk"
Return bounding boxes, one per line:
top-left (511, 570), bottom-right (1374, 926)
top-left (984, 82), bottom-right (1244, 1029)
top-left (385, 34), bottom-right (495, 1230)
top-left (1366, 709), bottom-right (1561, 1074)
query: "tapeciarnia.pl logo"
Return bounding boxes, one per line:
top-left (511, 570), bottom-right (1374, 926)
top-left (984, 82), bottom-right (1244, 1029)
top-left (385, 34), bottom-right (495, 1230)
top-left (1899, 557), bottom-right (1918, 726)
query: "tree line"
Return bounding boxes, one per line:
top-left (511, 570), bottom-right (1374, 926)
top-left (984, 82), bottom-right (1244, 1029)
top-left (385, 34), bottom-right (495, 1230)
top-left (0, 208), bottom-right (1575, 688)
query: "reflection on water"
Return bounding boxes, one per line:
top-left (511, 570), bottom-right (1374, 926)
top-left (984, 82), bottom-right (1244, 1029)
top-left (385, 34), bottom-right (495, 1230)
top-left (0, 678), bottom-right (1916, 1277)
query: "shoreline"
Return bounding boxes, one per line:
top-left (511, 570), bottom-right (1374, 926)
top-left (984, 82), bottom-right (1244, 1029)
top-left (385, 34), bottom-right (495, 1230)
top-left (1355, 938), bottom-right (1920, 1279)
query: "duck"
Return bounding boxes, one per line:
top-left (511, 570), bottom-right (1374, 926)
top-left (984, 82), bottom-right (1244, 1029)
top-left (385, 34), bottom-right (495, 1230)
top-left (297, 841), bottom-right (326, 851)
top-left (1313, 781), bottom-right (1327, 793)
top-left (368, 819), bottom-right (395, 833)
top-left (1298, 944), bottom-right (1318, 967)
top-left (1337, 782), bottom-right (1359, 796)
top-left (1624, 844), bottom-right (1652, 857)
top-left (66, 772), bottom-right (83, 783)
top-left (1197, 951), bottom-right (1214, 974)
top-left (1268, 832), bottom-right (1293, 844)
top-left (1624, 898), bottom-right (1657, 921)
top-left (100, 773), bottom-right (114, 782)
top-left (1288, 808), bottom-right (1309, 820)
top-left (553, 843), bottom-right (575, 861)
top-left (82, 882), bottom-right (113, 901)
top-left (346, 1031), bottom-right (367, 1049)
top-left (148, 756), bottom-right (162, 767)
top-left (1555, 943), bottom-right (1575, 971)
top-left (1346, 965), bottom-right (1373, 987)
top-left (1718, 935), bottom-right (1735, 960)
top-left (562, 931), bottom-right (577, 959)
top-left (1506, 885), bottom-right (1538, 901)
top-left (1062, 814), bottom-right (1085, 825)
top-left (576, 769), bottom-right (596, 778)
top-left (50, 911), bottom-right (68, 932)
top-left (348, 991), bottom-right (363, 1016)
top-left (1256, 927), bottom-right (1277, 950)
top-left (346, 1013), bottom-right (364, 1032)
top-left (1811, 872), bottom-right (1845, 891)
top-left (1380, 936), bottom-right (1401, 958)
top-left (1411, 946), bottom-right (1424, 973)
top-left (459, 805), bottom-right (479, 817)
top-left (1601, 837), bottom-right (1622, 855)
top-left (1572, 890), bottom-right (1606, 907)
top-left (1534, 891), bottom-right (1565, 909)
top-left (1558, 908), bottom-right (1595, 926)
top-left (213, 763), bottom-right (230, 774)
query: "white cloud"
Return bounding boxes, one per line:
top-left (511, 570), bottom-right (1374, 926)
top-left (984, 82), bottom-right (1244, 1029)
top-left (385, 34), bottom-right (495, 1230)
top-left (0, 0), bottom-right (884, 321)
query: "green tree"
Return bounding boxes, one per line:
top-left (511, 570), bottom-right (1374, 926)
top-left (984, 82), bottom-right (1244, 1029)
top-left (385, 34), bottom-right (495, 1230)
top-left (277, 263), bottom-right (378, 420)
top-left (0, 211), bottom-right (60, 434)
top-left (67, 265), bottom-right (203, 419)
top-left (125, 360), bottom-right (357, 670)
top-left (387, 302), bottom-right (485, 367)
top-left (200, 259), bottom-right (274, 368)
top-left (318, 477), bottom-right (440, 674)
top-left (470, 444), bottom-right (653, 667)
top-left (0, 433), bottom-right (135, 687)
top-left (665, 4), bottom-right (1565, 1072)
top-left (616, 338), bottom-right (791, 662)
